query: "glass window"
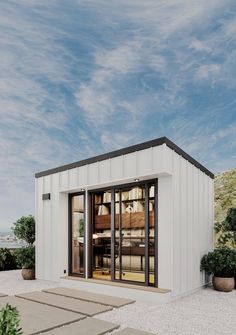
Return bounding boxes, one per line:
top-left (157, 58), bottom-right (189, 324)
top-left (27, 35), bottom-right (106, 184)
top-left (71, 194), bottom-right (85, 275)
top-left (92, 190), bottom-right (111, 280)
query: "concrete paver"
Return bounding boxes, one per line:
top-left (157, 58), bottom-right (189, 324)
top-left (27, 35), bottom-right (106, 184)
top-left (42, 317), bottom-right (119, 335)
top-left (16, 291), bottom-right (113, 316)
top-left (0, 293), bottom-right (7, 297)
top-left (0, 296), bottom-right (84, 335)
top-left (43, 287), bottom-right (135, 307)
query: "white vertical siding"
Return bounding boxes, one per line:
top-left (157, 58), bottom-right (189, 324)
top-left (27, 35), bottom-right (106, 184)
top-left (99, 159), bottom-right (111, 183)
top-left (88, 162), bottom-right (99, 185)
top-left (78, 165), bottom-right (88, 186)
top-left (59, 192), bottom-right (68, 276)
top-left (43, 175), bottom-right (51, 280)
top-left (163, 146), bottom-right (214, 297)
top-left (55, 144), bottom-right (172, 192)
top-left (59, 170), bottom-right (69, 190)
top-left (158, 176), bottom-right (172, 289)
top-left (36, 143), bottom-right (214, 296)
top-left (123, 152), bottom-right (137, 178)
top-left (51, 174), bottom-right (60, 280)
top-left (68, 168), bottom-right (77, 189)
top-left (110, 156), bottom-right (123, 181)
top-left (137, 148), bottom-right (152, 175)
top-left (172, 153), bottom-right (181, 295)
top-left (35, 177), bottom-right (43, 279)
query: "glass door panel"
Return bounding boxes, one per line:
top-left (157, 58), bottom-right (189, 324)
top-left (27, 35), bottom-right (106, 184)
top-left (115, 190), bottom-right (121, 280)
top-left (149, 184), bottom-right (155, 285)
top-left (120, 186), bottom-right (146, 283)
top-left (71, 194), bottom-right (85, 275)
top-left (92, 190), bottom-right (111, 280)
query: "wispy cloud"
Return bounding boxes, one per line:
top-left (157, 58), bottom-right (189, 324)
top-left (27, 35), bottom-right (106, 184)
top-left (0, 0), bottom-right (236, 229)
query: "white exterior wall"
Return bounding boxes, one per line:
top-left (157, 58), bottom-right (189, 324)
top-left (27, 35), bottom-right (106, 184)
top-left (165, 148), bottom-right (214, 297)
top-left (35, 143), bottom-right (214, 297)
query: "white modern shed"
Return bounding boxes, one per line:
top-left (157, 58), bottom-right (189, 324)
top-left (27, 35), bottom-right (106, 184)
top-left (35, 137), bottom-right (214, 301)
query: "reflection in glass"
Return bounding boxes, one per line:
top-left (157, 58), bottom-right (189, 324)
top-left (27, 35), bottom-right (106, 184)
top-left (149, 184), bottom-right (155, 285)
top-left (114, 186), bottom-right (147, 283)
top-left (71, 195), bottom-right (84, 275)
top-left (90, 183), bottom-right (156, 286)
top-left (92, 190), bottom-right (111, 280)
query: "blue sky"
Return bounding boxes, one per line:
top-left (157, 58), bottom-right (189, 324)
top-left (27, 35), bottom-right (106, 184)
top-left (0, 0), bottom-right (236, 231)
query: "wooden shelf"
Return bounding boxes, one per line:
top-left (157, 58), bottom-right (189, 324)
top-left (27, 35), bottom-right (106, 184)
top-left (95, 211), bottom-right (154, 229)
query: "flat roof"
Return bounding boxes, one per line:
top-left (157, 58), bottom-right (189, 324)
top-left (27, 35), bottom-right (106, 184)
top-left (35, 136), bottom-right (214, 179)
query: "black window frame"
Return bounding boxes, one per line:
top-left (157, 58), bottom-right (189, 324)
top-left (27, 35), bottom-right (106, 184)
top-left (68, 191), bottom-right (86, 277)
top-left (88, 178), bottom-right (158, 287)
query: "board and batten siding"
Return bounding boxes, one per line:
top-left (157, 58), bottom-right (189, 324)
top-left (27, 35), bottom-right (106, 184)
top-left (35, 143), bottom-right (214, 297)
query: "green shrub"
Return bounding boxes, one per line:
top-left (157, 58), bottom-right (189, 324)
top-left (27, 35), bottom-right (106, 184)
top-left (201, 248), bottom-right (236, 277)
top-left (223, 208), bottom-right (236, 232)
top-left (0, 303), bottom-right (22, 335)
top-left (15, 246), bottom-right (35, 269)
top-left (12, 215), bottom-right (35, 245)
top-left (215, 207), bottom-right (236, 248)
top-left (0, 249), bottom-right (17, 271)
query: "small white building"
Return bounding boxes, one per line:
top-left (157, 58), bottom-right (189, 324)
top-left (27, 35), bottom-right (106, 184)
top-left (35, 137), bottom-right (214, 301)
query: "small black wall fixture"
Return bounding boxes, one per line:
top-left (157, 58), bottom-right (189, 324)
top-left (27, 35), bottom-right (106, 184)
top-left (42, 193), bottom-right (50, 200)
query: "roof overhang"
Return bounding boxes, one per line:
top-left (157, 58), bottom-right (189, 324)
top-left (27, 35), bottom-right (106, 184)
top-left (35, 136), bottom-right (214, 179)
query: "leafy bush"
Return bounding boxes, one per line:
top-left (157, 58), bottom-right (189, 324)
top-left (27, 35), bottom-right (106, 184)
top-left (201, 248), bottom-right (236, 277)
top-left (223, 208), bottom-right (236, 232)
top-left (0, 303), bottom-right (22, 335)
top-left (12, 215), bottom-right (35, 245)
top-left (215, 207), bottom-right (236, 248)
top-left (0, 249), bottom-right (17, 271)
top-left (15, 246), bottom-right (35, 269)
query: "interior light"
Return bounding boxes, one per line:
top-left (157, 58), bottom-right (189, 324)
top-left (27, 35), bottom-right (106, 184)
top-left (134, 178), bottom-right (140, 182)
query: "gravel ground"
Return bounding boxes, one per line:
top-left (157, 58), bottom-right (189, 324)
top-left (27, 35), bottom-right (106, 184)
top-left (97, 288), bottom-right (236, 335)
top-left (1, 271), bottom-right (236, 335)
top-left (0, 270), bottom-right (59, 295)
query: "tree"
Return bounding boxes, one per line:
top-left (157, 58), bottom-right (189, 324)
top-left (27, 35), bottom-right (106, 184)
top-left (12, 215), bottom-right (35, 245)
top-left (215, 208), bottom-right (236, 248)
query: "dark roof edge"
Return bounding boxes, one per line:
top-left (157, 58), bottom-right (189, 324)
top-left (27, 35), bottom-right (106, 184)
top-left (35, 136), bottom-right (214, 179)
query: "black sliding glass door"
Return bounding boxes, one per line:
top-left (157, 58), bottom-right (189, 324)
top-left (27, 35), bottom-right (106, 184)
top-left (90, 180), bottom-right (157, 286)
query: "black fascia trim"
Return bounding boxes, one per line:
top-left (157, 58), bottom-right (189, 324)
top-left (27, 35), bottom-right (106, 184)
top-left (35, 136), bottom-right (214, 179)
top-left (164, 138), bottom-right (214, 178)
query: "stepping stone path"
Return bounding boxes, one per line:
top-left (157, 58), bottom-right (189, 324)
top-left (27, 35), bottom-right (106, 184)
top-left (0, 293), bottom-right (7, 298)
top-left (16, 291), bottom-right (113, 316)
top-left (43, 287), bottom-right (135, 307)
top-left (0, 289), bottom-right (149, 335)
top-left (0, 296), bottom-right (84, 335)
top-left (42, 318), bottom-right (119, 335)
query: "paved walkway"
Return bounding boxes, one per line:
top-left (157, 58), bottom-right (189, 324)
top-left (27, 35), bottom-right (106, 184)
top-left (1, 271), bottom-right (236, 334)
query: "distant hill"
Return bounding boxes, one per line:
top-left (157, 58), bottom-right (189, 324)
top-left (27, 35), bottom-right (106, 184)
top-left (215, 168), bottom-right (236, 223)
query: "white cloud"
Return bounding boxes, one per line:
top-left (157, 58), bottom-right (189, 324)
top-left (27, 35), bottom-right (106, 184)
top-left (195, 64), bottom-right (221, 80)
top-left (0, 1), bottom-right (81, 229)
top-left (189, 39), bottom-right (212, 53)
top-left (1, 0), bottom-right (236, 229)
top-left (75, 41), bottom-right (142, 127)
top-left (149, 55), bottom-right (167, 73)
top-left (95, 42), bottom-right (141, 74)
